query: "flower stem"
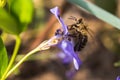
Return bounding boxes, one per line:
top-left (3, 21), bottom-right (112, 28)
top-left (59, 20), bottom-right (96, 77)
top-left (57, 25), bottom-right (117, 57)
top-left (5, 47), bottom-right (40, 78)
top-left (1, 36), bottom-right (57, 80)
top-left (1, 36), bottom-right (21, 80)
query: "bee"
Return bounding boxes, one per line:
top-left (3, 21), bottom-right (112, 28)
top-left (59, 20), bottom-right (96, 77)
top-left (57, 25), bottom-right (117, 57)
top-left (67, 16), bottom-right (94, 52)
top-left (55, 16), bottom-right (94, 52)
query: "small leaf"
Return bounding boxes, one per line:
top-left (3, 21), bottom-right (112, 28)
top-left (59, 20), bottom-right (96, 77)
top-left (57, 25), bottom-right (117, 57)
top-left (0, 8), bottom-right (20, 35)
top-left (0, 37), bottom-right (8, 78)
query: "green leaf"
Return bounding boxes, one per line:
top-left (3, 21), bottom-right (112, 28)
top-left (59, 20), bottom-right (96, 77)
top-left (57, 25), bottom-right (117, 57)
top-left (8, 0), bottom-right (34, 32)
top-left (67, 0), bottom-right (120, 29)
top-left (10, 0), bottom-right (34, 23)
top-left (0, 8), bottom-right (20, 35)
top-left (0, 37), bottom-right (8, 78)
top-left (0, 0), bottom-right (6, 8)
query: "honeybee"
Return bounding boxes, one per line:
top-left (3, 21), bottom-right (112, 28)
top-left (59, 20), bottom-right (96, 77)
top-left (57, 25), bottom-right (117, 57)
top-left (67, 16), bottom-right (94, 52)
top-left (55, 16), bottom-right (94, 52)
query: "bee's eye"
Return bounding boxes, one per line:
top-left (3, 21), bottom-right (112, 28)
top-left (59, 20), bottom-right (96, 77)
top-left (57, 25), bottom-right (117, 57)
top-left (76, 18), bottom-right (82, 24)
top-left (78, 19), bottom-right (82, 23)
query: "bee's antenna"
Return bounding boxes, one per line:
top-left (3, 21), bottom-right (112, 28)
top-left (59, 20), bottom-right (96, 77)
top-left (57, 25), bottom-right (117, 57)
top-left (68, 16), bottom-right (77, 21)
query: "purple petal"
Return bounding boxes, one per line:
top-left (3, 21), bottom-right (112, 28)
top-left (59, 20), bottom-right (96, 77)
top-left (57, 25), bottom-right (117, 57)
top-left (58, 40), bottom-right (82, 70)
top-left (72, 52), bottom-right (82, 70)
top-left (50, 7), bottom-right (68, 34)
top-left (73, 58), bottom-right (79, 70)
top-left (57, 52), bottom-right (72, 64)
top-left (116, 76), bottom-right (120, 80)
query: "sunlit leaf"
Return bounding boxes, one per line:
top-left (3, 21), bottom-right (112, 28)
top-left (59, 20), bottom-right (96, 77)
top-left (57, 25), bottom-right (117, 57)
top-left (0, 0), bottom-right (6, 7)
top-left (67, 0), bottom-right (120, 29)
top-left (10, 0), bottom-right (34, 23)
top-left (0, 37), bottom-right (8, 78)
top-left (9, 0), bottom-right (34, 31)
top-left (0, 8), bottom-right (20, 35)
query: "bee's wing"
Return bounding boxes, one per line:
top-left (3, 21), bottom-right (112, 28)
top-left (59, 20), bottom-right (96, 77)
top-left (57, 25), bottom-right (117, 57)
top-left (86, 27), bottom-right (98, 46)
top-left (86, 28), bottom-right (95, 39)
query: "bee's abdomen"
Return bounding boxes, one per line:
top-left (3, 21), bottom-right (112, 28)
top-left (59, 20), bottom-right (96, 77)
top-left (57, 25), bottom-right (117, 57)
top-left (74, 35), bottom-right (88, 52)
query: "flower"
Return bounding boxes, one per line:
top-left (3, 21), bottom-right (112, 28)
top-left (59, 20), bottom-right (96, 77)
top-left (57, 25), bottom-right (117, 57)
top-left (50, 7), bottom-right (68, 35)
top-left (50, 7), bottom-right (82, 70)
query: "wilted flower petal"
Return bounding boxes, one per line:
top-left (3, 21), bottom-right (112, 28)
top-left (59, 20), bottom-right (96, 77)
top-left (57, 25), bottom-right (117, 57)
top-left (38, 36), bottom-right (59, 50)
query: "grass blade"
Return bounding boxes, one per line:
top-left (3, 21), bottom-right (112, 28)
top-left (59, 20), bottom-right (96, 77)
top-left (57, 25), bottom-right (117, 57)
top-left (67, 0), bottom-right (120, 29)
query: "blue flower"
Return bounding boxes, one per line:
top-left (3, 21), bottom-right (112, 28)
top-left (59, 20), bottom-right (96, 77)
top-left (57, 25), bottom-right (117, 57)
top-left (50, 7), bottom-right (68, 35)
top-left (50, 7), bottom-right (82, 70)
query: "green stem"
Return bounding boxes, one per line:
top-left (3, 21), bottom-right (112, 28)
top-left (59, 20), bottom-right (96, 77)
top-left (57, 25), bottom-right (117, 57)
top-left (5, 37), bottom-right (55, 78)
top-left (1, 36), bottom-right (21, 80)
top-left (6, 46), bottom-right (40, 78)
top-left (1, 36), bottom-right (56, 80)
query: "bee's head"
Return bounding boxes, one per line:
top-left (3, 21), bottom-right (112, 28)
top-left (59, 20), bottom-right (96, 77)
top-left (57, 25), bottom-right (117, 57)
top-left (76, 18), bottom-right (83, 24)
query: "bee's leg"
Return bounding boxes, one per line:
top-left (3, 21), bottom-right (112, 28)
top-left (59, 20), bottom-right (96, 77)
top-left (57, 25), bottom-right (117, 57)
top-left (77, 18), bottom-right (83, 24)
top-left (67, 33), bottom-right (77, 38)
top-left (67, 25), bottom-right (74, 30)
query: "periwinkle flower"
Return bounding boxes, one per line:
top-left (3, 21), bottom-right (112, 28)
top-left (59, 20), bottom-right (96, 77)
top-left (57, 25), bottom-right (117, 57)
top-left (50, 7), bottom-right (68, 35)
top-left (50, 7), bottom-right (82, 70)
